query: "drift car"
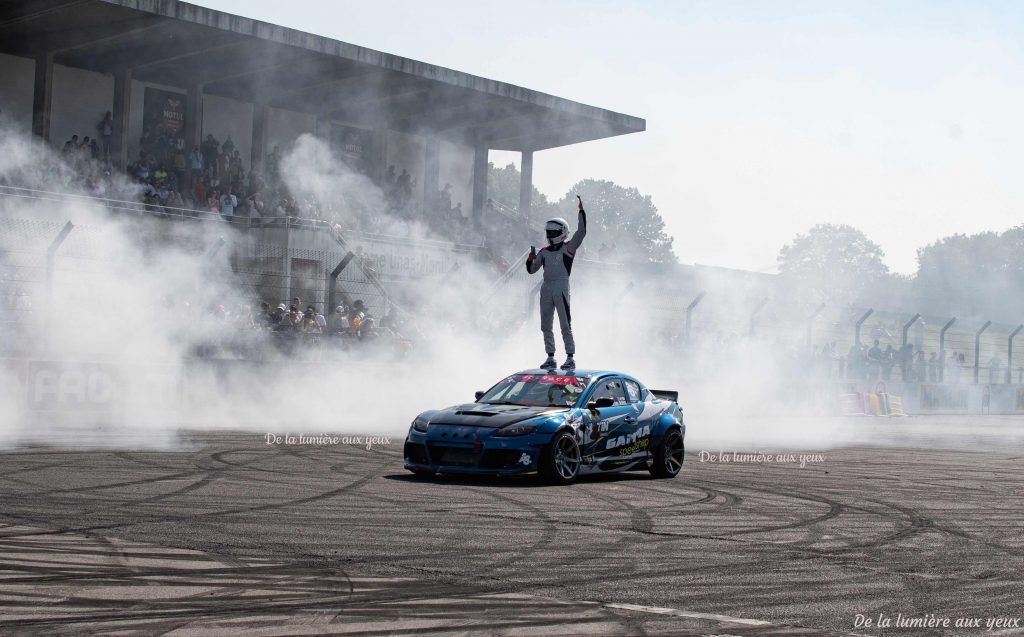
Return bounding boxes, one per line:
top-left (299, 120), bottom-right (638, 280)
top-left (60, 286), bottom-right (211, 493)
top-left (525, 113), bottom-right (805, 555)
top-left (404, 370), bottom-right (685, 485)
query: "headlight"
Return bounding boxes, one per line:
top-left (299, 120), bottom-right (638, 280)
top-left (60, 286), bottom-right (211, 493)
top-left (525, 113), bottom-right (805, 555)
top-left (411, 417), bottom-right (430, 432)
top-left (495, 422), bottom-right (537, 436)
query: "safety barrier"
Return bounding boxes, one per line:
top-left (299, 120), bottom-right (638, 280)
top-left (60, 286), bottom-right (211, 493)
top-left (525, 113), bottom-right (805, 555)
top-left (865, 392), bottom-right (882, 416)
top-left (840, 393), bottom-right (866, 416)
top-left (887, 394), bottom-right (906, 417)
top-left (840, 389), bottom-right (906, 417)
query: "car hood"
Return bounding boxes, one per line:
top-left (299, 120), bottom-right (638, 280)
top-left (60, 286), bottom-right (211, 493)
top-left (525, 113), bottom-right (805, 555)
top-left (427, 403), bottom-right (568, 428)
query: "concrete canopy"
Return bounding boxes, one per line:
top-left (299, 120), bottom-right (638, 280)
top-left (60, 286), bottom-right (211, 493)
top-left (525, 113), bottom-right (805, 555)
top-left (0, 0), bottom-right (646, 152)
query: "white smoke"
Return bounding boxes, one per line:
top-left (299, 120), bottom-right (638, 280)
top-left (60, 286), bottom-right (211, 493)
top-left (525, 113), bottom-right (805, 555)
top-left (2, 127), bottom-right (1020, 455)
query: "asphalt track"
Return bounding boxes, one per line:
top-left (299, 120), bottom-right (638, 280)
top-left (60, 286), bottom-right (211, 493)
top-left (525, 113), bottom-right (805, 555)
top-left (1, 417), bottom-right (1023, 636)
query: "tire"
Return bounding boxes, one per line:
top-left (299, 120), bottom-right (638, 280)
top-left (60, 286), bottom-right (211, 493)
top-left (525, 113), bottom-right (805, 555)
top-left (410, 469), bottom-right (436, 479)
top-left (649, 427), bottom-right (684, 479)
top-left (539, 430), bottom-right (581, 485)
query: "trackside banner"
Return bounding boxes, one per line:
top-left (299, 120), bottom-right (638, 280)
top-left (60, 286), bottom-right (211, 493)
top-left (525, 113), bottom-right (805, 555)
top-left (26, 361), bottom-right (182, 413)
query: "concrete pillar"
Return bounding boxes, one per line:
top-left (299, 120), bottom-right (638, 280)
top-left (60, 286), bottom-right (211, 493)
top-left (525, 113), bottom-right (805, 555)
top-left (184, 84), bottom-right (203, 150)
top-left (284, 225), bottom-right (293, 302)
top-left (251, 102), bottom-right (267, 174)
top-left (519, 149), bottom-right (533, 225)
top-left (423, 135), bottom-right (439, 213)
top-left (111, 68), bottom-right (132, 170)
top-left (372, 127), bottom-right (388, 185)
top-left (31, 52), bottom-right (54, 141)
top-left (314, 116), bottom-right (331, 140)
top-left (471, 138), bottom-right (488, 224)
top-left (184, 84), bottom-right (202, 191)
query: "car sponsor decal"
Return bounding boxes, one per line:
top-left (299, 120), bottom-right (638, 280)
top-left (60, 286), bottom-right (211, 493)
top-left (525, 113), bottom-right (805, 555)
top-left (511, 374), bottom-right (589, 387)
top-left (605, 424), bottom-right (651, 452)
top-left (617, 438), bottom-right (650, 456)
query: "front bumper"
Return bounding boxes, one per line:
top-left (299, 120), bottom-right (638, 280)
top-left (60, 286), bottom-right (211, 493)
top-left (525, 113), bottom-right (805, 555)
top-left (404, 429), bottom-right (547, 475)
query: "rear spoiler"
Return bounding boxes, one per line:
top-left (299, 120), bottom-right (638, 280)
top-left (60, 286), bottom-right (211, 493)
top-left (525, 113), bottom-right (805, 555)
top-left (650, 389), bottom-right (678, 403)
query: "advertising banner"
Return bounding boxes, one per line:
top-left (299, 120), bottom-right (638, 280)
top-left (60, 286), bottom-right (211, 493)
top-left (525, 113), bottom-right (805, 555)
top-left (919, 384), bottom-right (970, 412)
top-left (27, 361), bottom-right (181, 414)
top-left (142, 87), bottom-right (187, 160)
top-left (345, 236), bottom-right (473, 280)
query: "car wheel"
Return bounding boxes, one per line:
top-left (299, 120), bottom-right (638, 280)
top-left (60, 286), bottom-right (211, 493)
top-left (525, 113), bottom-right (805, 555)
top-left (649, 427), bottom-right (684, 479)
top-left (540, 430), bottom-right (581, 485)
top-left (410, 469), bottom-right (436, 479)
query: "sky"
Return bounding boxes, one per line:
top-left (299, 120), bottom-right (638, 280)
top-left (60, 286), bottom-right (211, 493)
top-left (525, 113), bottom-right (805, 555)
top-left (195, 0), bottom-right (1024, 274)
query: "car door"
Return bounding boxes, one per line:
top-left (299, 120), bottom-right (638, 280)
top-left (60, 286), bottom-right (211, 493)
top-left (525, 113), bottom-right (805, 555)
top-left (585, 378), bottom-right (638, 460)
top-left (621, 379), bottom-right (654, 454)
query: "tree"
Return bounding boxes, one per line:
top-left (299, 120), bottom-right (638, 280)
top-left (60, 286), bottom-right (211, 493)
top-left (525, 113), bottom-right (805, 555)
top-left (487, 166), bottom-right (677, 263)
top-left (913, 226), bottom-right (1024, 320)
top-left (556, 179), bottom-right (677, 264)
top-left (487, 162), bottom-right (559, 220)
top-left (777, 224), bottom-right (889, 305)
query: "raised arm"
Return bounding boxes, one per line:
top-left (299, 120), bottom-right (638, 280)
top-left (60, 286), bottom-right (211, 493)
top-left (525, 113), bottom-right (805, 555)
top-left (566, 195), bottom-right (587, 253)
top-left (526, 245), bottom-right (542, 274)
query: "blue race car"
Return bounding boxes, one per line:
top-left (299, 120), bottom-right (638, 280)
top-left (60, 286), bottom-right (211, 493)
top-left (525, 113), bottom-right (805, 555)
top-left (403, 369), bottom-right (685, 484)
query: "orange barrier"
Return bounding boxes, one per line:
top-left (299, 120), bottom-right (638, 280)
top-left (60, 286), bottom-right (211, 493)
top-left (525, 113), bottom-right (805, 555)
top-left (866, 393), bottom-right (882, 416)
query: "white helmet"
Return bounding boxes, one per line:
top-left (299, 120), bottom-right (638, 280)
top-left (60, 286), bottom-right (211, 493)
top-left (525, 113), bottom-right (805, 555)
top-left (545, 217), bottom-right (569, 245)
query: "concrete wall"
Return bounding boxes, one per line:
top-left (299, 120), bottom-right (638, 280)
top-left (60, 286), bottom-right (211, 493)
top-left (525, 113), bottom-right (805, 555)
top-left (265, 107), bottom-right (315, 157)
top-left (50, 64), bottom-right (114, 151)
top-left (439, 140), bottom-right (474, 217)
top-left (0, 53), bottom-right (34, 131)
top-left (201, 93), bottom-right (254, 171)
top-left (385, 130), bottom-right (425, 205)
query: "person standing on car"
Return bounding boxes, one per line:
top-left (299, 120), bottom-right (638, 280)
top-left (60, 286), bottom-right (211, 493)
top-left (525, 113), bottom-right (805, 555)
top-left (526, 195), bottom-right (586, 370)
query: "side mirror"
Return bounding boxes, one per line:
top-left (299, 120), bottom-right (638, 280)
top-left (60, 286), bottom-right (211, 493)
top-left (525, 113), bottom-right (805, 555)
top-left (587, 396), bottom-right (615, 409)
top-left (475, 391), bottom-right (485, 401)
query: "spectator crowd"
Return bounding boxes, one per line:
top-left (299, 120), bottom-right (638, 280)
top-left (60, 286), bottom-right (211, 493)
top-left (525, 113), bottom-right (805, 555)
top-left (190, 296), bottom-right (415, 361)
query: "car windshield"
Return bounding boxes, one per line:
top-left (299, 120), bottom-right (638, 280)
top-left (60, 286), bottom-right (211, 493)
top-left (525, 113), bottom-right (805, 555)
top-left (479, 374), bottom-right (590, 407)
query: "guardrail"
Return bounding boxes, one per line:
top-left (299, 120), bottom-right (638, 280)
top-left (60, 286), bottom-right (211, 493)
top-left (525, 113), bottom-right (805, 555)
top-left (0, 184), bottom-right (487, 254)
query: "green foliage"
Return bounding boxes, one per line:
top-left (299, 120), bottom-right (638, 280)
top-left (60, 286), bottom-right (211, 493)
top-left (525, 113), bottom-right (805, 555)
top-left (554, 179), bottom-right (677, 264)
top-left (913, 225), bottom-right (1024, 318)
top-left (777, 224), bottom-right (889, 305)
top-left (487, 163), bottom-right (677, 264)
top-left (487, 162), bottom-right (559, 220)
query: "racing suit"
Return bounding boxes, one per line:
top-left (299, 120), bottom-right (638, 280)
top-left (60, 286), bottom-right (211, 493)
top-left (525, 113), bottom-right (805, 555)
top-left (525, 209), bottom-right (587, 355)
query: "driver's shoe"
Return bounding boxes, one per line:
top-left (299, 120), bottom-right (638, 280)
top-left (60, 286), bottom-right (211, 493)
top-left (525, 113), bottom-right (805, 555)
top-left (560, 356), bottom-right (576, 370)
top-left (540, 356), bottom-right (557, 370)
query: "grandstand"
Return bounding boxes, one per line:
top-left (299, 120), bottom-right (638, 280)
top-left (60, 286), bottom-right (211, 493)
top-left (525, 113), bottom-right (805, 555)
top-left (0, 0), bottom-right (644, 221)
top-left (0, 0), bottom-right (647, 352)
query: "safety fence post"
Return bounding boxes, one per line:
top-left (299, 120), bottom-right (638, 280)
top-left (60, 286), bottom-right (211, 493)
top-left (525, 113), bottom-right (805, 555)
top-left (325, 252), bottom-right (355, 317)
top-left (684, 290), bottom-right (706, 344)
top-left (854, 308), bottom-right (874, 346)
top-left (901, 313), bottom-right (921, 348)
top-left (974, 321), bottom-right (992, 385)
top-left (203, 236), bottom-right (226, 263)
top-left (44, 221), bottom-right (74, 353)
top-left (1007, 324), bottom-right (1023, 384)
top-left (938, 317), bottom-right (956, 382)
